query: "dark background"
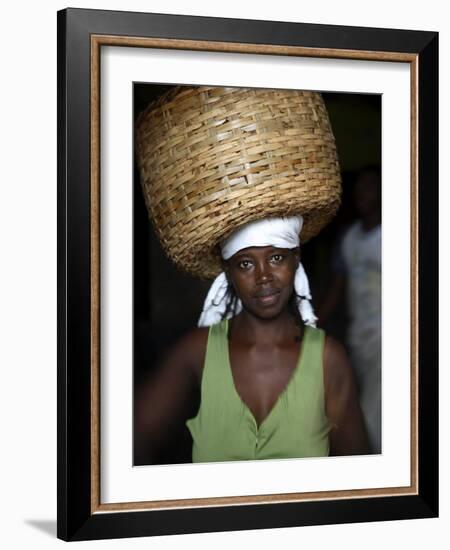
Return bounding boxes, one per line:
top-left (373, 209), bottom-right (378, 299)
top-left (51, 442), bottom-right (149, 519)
top-left (133, 83), bottom-right (381, 465)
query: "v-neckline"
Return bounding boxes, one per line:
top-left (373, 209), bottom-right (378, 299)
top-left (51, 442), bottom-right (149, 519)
top-left (224, 318), bottom-right (308, 432)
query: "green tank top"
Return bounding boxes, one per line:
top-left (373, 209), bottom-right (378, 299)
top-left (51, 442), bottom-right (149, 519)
top-left (186, 319), bottom-right (331, 463)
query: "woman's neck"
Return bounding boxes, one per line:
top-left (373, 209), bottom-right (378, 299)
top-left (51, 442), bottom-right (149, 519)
top-left (229, 309), bottom-right (299, 346)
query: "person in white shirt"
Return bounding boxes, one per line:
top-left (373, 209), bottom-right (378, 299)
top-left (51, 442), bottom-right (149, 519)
top-left (318, 166), bottom-right (381, 454)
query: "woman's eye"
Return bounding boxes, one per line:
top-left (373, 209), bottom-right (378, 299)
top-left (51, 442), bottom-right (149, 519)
top-left (238, 259), bottom-right (252, 269)
top-left (270, 254), bottom-right (284, 263)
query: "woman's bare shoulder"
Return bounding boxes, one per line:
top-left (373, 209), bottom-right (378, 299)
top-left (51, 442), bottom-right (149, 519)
top-left (168, 326), bottom-right (209, 380)
top-left (323, 334), bottom-right (354, 390)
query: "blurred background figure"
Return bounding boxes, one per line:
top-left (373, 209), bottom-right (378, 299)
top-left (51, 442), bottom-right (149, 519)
top-left (318, 166), bottom-right (382, 454)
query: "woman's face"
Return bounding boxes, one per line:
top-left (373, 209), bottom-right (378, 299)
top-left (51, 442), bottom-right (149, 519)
top-left (224, 246), bottom-right (299, 320)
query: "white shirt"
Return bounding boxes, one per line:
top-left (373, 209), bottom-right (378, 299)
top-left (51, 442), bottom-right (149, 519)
top-left (341, 221), bottom-right (381, 362)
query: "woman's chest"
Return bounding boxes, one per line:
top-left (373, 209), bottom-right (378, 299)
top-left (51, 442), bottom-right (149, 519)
top-left (228, 344), bottom-right (301, 426)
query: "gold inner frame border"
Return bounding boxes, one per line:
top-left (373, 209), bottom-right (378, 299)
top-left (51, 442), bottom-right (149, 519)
top-left (89, 34), bottom-right (419, 514)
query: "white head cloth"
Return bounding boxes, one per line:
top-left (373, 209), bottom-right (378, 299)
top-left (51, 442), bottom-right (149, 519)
top-left (197, 216), bottom-right (317, 327)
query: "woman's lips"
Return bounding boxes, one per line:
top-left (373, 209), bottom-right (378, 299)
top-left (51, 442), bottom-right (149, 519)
top-left (254, 290), bottom-right (281, 306)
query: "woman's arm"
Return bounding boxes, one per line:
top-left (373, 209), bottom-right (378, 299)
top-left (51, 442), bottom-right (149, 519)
top-left (134, 327), bottom-right (208, 463)
top-left (323, 335), bottom-right (370, 456)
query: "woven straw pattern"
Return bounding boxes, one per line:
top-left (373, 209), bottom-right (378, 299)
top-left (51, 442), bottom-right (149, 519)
top-left (136, 86), bottom-right (341, 279)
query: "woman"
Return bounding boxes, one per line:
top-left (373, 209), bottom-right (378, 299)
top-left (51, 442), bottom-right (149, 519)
top-left (134, 85), bottom-right (369, 463)
top-left (135, 216), bottom-right (369, 463)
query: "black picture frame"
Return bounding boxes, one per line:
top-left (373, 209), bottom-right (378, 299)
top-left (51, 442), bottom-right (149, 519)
top-left (57, 7), bottom-right (438, 542)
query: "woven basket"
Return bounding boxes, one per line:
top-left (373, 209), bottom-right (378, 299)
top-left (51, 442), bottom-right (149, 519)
top-left (135, 86), bottom-right (341, 279)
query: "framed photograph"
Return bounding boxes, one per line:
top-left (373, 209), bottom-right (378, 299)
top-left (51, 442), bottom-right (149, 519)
top-left (57, 8), bottom-right (438, 541)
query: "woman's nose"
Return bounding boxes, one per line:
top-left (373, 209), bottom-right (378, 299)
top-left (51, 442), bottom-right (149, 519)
top-left (255, 261), bottom-right (272, 283)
